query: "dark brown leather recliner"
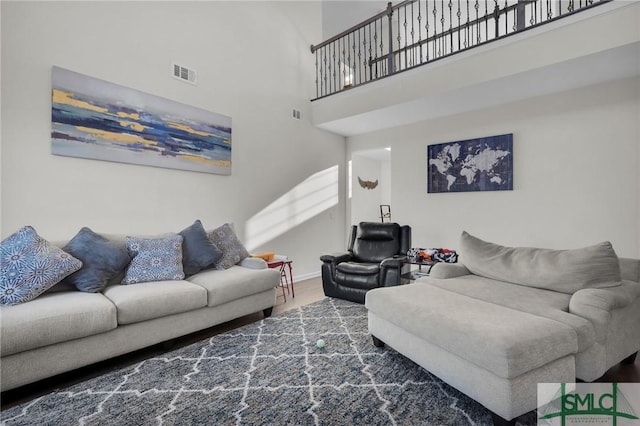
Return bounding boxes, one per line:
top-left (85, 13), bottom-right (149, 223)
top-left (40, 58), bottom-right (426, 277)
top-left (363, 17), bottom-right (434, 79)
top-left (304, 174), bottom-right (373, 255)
top-left (320, 222), bottom-right (411, 304)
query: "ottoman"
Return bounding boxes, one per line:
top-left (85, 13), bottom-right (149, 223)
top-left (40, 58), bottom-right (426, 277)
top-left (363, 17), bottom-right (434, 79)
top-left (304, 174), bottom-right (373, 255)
top-left (365, 283), bottom-right (578, 424)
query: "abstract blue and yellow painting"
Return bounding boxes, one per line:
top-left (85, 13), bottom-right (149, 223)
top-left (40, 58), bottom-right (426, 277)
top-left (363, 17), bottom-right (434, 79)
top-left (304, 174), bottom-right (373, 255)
top-left (51, 66), bottom-right (232, 175)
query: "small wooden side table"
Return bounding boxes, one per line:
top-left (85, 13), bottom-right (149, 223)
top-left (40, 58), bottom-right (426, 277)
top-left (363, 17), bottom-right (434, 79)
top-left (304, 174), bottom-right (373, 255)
top-left (267, 259), bottom-right (295, 301)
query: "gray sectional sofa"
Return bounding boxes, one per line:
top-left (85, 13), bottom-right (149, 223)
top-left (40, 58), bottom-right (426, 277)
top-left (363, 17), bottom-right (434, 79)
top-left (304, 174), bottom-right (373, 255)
top-left (366, 231), bottom-right (640, 424)
top-left (0, 234), bottom-right (280, 392)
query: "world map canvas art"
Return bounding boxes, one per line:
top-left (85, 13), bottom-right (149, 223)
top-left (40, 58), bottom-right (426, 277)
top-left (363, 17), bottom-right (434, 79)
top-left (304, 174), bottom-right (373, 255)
top-left (427, 134), bottom-right (513, 193)
top-left (51, 66), bottom-right (232, 175)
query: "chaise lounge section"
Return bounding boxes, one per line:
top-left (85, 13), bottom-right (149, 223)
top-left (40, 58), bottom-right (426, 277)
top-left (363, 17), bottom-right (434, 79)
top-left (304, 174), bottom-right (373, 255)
top-left (366, 231), bottom-right (640, 424)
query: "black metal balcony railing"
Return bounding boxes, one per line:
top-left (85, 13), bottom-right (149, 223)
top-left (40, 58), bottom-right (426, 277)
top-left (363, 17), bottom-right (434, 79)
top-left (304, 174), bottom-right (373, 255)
top-left (310, 0), bottom-right (611, 100)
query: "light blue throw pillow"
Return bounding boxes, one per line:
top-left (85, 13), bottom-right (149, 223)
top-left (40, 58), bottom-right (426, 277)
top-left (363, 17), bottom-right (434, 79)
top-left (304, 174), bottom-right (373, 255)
top-left (0, 226), bottom-right (83, 305)
top-left (122, 234), bottom-right (185, 284)
top-left (207, 223), bottom-right (250, 270)
top-left (61, 227), bottom-right (131, 292)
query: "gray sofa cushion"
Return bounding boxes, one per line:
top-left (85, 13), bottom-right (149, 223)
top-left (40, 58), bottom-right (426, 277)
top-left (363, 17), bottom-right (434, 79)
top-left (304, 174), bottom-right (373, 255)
top-left (0, 291), bottom-right (117, 356)
top-left (460, 231), bottom-right (621, 294)
top-left (187, 266), bottom-right (279, 307)
top-left (423, 276), bottom-right (595, 351)
top-left (103, 281), bottom-right (207, 325)
top-left (366, 283), bottom-right (578, 379)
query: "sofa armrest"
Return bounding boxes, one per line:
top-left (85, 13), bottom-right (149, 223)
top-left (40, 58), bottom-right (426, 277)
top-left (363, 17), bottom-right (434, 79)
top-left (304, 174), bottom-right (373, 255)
top-left (239, 257), bottom-right (267, 269)
top-left (430, 262), bottom-right (471, 279)
top-left (320, 252), bottom-right (353, 265)
top-left (569, 280), bottom-right (640, 340)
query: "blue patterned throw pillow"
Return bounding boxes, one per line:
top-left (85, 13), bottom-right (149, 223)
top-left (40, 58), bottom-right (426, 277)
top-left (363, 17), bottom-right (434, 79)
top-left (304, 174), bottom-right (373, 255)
top-left (122, 234), bottom-right (185, 284)
top-left (207, 223), bottom-right (249, 270)
top-left (0, 226), bottom-right (83, 306)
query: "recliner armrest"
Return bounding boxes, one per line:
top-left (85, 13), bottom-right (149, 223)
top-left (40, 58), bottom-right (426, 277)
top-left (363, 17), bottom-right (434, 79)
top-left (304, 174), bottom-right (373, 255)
top-left (320, 252), bottom-right (353, 265)
top-left (380, 255), bottom-right (408, 269)
top-left (379, 255), bottom-right (409, 287)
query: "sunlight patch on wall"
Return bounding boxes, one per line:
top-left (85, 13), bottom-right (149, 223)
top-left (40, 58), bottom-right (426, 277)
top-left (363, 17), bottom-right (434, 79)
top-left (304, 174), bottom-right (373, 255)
top-left (245, 165), bottom-right (339, 251)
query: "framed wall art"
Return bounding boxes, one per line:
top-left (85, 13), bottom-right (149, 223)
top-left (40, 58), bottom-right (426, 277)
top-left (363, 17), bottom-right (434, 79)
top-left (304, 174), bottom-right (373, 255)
top-left (427, 133), bottom-right (513, 193)
top-left (51, 66), bottom-right (232, 175)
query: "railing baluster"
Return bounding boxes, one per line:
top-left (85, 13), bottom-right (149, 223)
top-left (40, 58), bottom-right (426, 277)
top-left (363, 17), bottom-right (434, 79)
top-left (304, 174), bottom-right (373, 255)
top-left (397, 5), bottom-right (402, 71)
top-left (340, 38), bottom-right (344, 89)
top-left (469, 1), bottom-right (473, 45)
top-left (356, 29), bottom-right (360, 85)
top-left (322, 47), bottom-right (326, 97)
top-left (331, 42), bottom-right (335, 94)
top-left (410, 2), bottom-right (415, 66)
top-left (373, 20), bottom-right (378, 78)
top-left (407, 4), bottom-right (412, 67)
top-left (475, 0), bottom-right (480, 45)
top-left (425, 0), bottom-right (430, 61)
top-left (457, 0), bottom-right (461, 51)
top-left (350, 31), bottom-right (355, 87)
top-left (448, 0), bottom-right (452, 54)
top-left (484, 0), bottom-right (488, 42)
top-left (347, 32), bottom-right (352, 87)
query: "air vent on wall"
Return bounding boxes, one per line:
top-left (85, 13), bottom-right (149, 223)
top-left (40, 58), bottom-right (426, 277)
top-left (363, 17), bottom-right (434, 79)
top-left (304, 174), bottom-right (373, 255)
top-left (172, 63), bottom-right (197, 85)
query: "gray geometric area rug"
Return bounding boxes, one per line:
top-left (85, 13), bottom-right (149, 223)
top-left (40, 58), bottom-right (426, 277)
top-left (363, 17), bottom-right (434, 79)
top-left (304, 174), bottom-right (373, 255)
top-left (1, 298), bottom-right (536, 425)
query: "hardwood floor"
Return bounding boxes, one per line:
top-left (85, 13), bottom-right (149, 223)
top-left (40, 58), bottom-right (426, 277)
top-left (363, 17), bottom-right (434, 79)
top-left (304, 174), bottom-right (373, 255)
top-left (597, 354), bottom-right (640, 383)
top-left (1, 276), bottom-right (638, 410)
top-left (273, 276), bottom-right (325, 315)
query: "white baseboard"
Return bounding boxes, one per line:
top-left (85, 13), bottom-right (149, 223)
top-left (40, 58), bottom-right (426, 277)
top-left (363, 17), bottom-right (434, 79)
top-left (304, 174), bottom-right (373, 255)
top-left (294, 270), bottom-right (320, 282)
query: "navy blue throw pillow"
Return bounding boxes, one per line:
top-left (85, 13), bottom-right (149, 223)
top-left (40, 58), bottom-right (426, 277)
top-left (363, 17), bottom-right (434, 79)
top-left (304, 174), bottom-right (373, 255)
top-left (179, 220), bottom-right (223, 276)
top-left (62, 227), bottom-right (130, 292)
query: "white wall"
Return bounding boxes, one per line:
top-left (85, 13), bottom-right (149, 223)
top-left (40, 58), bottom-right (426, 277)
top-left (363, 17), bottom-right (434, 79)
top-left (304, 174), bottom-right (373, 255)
top-left (348, 77), bottom-right (640, 258)
top-left (321, 1), bottom-right (388, 40)
top-left (1, 1), bottom-right (346, 278)
top-left (380, 155), bottom-right (391, 207)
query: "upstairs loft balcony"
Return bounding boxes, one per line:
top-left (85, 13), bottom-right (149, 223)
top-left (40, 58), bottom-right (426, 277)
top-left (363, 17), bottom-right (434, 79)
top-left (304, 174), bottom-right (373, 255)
top-left (310, 0), bottom-right (640, 136)
top-left (311, 0), bottom-right (613, 100)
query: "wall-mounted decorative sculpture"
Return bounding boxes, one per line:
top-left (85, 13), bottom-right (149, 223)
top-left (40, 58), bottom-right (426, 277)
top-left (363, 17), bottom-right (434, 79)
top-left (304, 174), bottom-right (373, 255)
top-left (358, 177), bottom-right (378, 190)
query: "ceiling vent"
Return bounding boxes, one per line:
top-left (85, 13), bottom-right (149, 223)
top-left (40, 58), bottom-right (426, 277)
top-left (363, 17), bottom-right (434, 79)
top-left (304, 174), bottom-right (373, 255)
top-left (172, 63), bottom-right (197, 85)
